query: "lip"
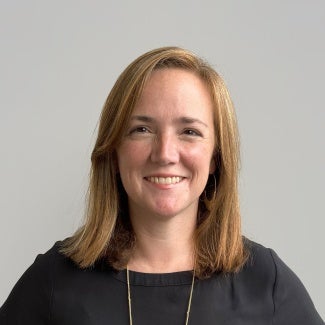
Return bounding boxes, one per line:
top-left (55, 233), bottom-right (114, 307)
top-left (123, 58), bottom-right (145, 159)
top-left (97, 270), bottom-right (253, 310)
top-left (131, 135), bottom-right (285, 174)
top-left (145, 174), bottom-right (185, 178)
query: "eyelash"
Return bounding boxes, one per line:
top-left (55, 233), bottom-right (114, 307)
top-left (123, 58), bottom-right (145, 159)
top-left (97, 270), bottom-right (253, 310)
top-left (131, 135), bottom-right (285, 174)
top-left (129, 126), bottom-right (151, 134)
top-left (183, 129), bottom-right (202, 137)
top-left (127, 126), bottom-right (203, 137)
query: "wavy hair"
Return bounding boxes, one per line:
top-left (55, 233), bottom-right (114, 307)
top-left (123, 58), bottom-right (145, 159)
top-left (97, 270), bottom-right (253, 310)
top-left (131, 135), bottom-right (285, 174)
top-left (60, 47), bottom-right (248, 278)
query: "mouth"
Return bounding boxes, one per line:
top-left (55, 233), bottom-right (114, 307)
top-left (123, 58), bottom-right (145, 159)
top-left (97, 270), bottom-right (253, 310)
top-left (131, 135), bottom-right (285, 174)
top-left (145, 176), bottom-right (184, 185)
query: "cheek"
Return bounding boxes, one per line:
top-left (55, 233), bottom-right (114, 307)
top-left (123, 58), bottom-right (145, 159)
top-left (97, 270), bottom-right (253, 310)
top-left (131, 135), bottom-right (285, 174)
top-left (183, 143), bottom-right (214, 168)
top-left (117, 142), bottom-right (150, 172)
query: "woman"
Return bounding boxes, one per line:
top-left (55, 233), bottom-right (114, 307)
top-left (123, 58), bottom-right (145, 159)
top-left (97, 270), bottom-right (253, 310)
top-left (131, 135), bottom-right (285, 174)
top-left (0, 47), bottom-right (323, 324)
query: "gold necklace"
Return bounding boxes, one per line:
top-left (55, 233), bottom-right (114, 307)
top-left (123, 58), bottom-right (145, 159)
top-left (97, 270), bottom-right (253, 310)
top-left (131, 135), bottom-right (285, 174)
top-left (126, 267), bottom-right (195, 325)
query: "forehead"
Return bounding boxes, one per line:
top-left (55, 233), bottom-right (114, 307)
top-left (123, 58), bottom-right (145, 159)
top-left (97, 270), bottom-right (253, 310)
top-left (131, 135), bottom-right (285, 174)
top-left (132, 68), bottom-right (213, 119)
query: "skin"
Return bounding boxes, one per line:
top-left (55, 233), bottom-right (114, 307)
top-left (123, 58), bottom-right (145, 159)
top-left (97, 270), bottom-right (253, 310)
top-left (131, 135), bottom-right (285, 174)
top-left (116, 68), bottom-right (216, 272)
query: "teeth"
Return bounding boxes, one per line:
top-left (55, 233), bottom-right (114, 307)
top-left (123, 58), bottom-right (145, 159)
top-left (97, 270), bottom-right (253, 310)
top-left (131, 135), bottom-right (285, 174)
top-left (147, 176), bottom-right (183, 185)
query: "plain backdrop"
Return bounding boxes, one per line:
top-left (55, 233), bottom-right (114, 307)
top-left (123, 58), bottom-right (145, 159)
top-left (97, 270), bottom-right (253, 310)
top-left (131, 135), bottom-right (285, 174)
top-left (0, 0), bottom-right (324, 319)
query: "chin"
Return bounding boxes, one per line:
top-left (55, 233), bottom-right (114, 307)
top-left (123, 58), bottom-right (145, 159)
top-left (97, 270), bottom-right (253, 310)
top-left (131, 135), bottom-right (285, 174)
top-left (150, 203), bottom-right (195, 220)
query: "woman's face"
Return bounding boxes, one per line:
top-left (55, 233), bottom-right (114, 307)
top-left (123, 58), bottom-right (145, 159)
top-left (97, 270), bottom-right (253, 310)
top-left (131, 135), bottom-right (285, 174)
top-left (116, 68), bottom-right (215, 221)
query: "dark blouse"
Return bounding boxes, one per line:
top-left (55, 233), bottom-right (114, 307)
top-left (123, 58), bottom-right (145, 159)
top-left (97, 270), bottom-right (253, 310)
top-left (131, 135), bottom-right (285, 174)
top-left (0, 240), bottom-right (323, 325)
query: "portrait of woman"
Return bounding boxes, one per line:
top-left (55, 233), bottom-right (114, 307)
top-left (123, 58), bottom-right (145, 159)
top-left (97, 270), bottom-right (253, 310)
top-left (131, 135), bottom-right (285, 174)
top-left (0, 46), bottom-right (323, 324)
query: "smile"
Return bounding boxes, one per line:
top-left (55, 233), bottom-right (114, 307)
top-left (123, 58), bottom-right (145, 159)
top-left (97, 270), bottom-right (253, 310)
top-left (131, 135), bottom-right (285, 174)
top-left (146, 176), bottom-right (184, 185)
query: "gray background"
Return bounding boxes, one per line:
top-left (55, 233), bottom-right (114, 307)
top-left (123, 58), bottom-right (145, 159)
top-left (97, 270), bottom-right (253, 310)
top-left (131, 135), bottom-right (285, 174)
top-left (0, 0), bottom-right (324, 318)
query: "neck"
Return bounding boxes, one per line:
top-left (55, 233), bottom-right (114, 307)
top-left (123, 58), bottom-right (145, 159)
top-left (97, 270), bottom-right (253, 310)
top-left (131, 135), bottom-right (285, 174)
top-left (128, 211), bottom-right (196, 273)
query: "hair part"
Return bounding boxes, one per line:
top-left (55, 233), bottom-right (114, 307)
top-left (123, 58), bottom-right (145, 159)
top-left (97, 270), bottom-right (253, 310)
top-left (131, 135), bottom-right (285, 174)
top-left (60, 46), bottom-right (248, 278)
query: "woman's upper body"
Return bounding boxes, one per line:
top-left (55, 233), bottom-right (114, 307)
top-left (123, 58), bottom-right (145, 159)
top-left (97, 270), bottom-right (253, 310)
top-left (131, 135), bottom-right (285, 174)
top-left (0, 239), bottom-right (323, 325)
top-left (1, 47), bottom-right (323, 324)
top-left (60, 47), bottom-right (247, 278)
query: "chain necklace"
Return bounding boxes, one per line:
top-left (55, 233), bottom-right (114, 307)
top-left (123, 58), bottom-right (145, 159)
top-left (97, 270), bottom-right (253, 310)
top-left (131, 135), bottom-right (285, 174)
top-left (126, 267), bottom-right (195, 325)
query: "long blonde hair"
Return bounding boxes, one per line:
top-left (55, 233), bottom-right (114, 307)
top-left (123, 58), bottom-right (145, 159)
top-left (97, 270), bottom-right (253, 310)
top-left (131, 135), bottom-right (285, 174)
top-left (60, 47), bottom-right (248, 278)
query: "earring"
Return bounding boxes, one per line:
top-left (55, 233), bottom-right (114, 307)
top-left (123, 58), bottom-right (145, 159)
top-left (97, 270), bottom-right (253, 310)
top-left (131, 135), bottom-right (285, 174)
top-left (203, 174), bottom-right (217, 210)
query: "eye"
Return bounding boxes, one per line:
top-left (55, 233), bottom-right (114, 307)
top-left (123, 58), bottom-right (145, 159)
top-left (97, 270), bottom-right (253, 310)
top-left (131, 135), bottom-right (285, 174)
top-left (183, 129), bottom-right (202, 137)
top-left (128, 126), bottom-right (151, 135)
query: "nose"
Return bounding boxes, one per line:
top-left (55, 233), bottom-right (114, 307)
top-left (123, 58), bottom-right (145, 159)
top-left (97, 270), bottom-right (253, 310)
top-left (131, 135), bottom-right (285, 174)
top-left (150, 133), bottom-right (179, 165)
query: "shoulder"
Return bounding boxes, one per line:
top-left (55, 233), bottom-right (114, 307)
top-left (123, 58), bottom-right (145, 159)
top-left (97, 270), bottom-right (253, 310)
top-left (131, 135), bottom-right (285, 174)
top-left (17, 241), bottom-right (76, 282)
top-left (242, 238), bottom-right (311, 294)
top-left (244, 238), bottom-right (273, 267)
top-left (5, 241), bottom-right (65, 295)
top-left (238, 238), bottom-right (276, 284)
top-left (35, 240), bottom-right (80, 272)
top-left (29, 241), bottom-right (65, 272)
top-left (0, 240), bottom-right (78, 322)
top-left (241, 238), bottom-right (323, 324)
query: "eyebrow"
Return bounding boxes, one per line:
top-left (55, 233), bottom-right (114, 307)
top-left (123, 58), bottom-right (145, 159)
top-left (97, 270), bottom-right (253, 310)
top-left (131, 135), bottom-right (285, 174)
top-left (130, 115), bottom-right (154, 122)
top-left (178, 116), bottom-right (208, 128)
top-left (130, 115), bottom-right (209, 128)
